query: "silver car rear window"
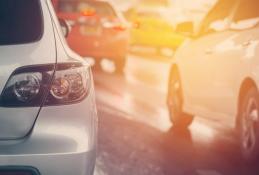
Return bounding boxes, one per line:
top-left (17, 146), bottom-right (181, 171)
top-left (0, 0), bottom-right (43, 45)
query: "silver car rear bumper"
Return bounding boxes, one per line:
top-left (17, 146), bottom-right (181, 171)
top-left (0, 85), bottom-right (97, 175)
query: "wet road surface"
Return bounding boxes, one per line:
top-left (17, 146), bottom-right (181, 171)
top-left (93, 54), bottom-right (259, 175)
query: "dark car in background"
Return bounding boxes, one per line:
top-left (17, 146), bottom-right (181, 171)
top-left (53, 0), bottom-right (130, 72)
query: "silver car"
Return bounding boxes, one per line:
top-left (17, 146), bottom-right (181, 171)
top-left (0, 0), bottom-right (97, 174)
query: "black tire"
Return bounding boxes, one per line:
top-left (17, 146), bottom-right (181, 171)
top-left (167, 68), bottom-right (194, 129)
top-left (238, 87), bottom-right (259, 163)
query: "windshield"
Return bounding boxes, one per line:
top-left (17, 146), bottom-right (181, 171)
top-left (0, 0), bottom-right (43, 45)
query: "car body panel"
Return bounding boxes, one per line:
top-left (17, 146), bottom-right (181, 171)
top-left (0, 0), bottom-right (97, 174)
top-left (0, 80), bottom-right (97, 175)
top-left (126, 7), bottom-right (187, 49)
top-left (53, 0), bottom-right (129, 59)
top-left (0, 0), bottom-right (56, 140)
top-left (131, 18), bottom-right (186, 49)
top-left (178, 31), bottom-right (243, 124)
top-left (173, 0), bottom-right (259, 128)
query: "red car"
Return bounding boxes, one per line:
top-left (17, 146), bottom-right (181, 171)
top-left (53, 0), bottom-right (129, 72)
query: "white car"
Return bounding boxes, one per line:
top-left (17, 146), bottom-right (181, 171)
top-left (167, 0), bottom-right (259, 162)
top-left (0, 0), bottom-right (97, 174)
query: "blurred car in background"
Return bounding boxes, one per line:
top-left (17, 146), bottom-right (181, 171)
top-left (52, 0), bottom-right (130, 72)
top-left (125, 6), bottom-right (187, 56)
top-left (167, 0), bottom-right (259, 162)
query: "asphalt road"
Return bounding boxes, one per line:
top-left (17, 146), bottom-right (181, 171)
top-left (93, 54), bottom-right (259, 175)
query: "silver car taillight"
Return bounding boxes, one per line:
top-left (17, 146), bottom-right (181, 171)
top-left (0, 62), bottom-right (90, 107)
top-left (45, 63), bottom-right (90, 105)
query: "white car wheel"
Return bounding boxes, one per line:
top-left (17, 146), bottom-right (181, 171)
top-left (239, 87), bottom-right (259, 162)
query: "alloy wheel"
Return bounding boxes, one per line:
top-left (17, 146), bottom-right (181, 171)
top-left (241, 98), bottom-right (259, 159)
